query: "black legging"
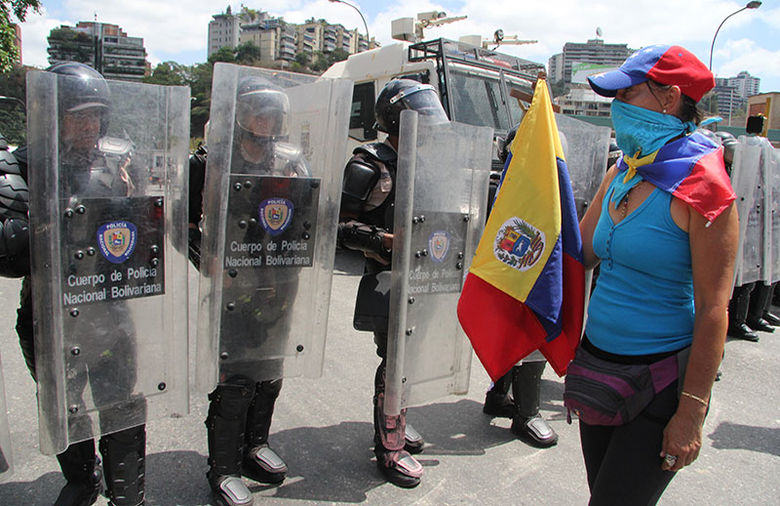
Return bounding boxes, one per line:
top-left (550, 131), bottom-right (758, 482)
top-left (579, 381), bottom-right (678, 506)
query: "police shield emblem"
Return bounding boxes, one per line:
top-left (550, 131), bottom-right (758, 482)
top-left (428, 230), bottom-right (450, 262)
top-left (259, 198), bottom-right (294, 236)
top-left (97, 221), bottom-right (137, 263)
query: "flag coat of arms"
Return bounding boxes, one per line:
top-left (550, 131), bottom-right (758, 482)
top-left (457, 79), bottom-right (585, 380)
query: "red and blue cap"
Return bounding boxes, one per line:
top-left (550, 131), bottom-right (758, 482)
top-left (587, 45), bottom-right (714, 103)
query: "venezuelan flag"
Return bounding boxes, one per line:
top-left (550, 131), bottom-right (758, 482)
top-left (616, 132), bottom-right (735, 224)
top-left (457, 79), bottom-right (585, 379)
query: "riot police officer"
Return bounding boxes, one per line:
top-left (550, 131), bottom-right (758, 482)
top-left (7, 62), bottom-right (146, 506)
top-left (338, 79), bottom-right (448, 488)
top-left (191, 76), bottom-right (306, 506)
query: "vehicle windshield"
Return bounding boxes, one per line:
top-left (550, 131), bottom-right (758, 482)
top-left (505, 82), bottom-right (529, 127)
top-left (447, 68), bottom-right (512, 132)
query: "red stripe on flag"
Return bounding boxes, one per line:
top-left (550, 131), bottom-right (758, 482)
top-left (539, 252), bottom-right (585, 376)
top-left (672, 147), bottom-right (735, 223)
top-left (457, 273), bottom-right (547, 381)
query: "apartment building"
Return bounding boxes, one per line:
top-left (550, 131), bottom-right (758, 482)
top-left (47, 21), bottom-right (148, 81)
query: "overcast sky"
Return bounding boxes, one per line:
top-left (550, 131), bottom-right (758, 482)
top-left (19, 0), bottom-right (780, 91)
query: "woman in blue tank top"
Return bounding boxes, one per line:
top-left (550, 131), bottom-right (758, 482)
top-left (571, 45), bottom-right (738, 505)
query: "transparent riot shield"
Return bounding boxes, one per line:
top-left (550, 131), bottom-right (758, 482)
top-left (196, 63), bottom-right (352, 391)
top-left (26, 71), bottom-right (190, 454)
top-left (0, 351), bottom-right (13, 481)
top-left (384, 110), bottom-right (493, 416)
top-left (731, 136), bottom-right (764, 286)
top-left (555, 114), bottom-right (611, 220)
top-left (768, 142), bottom-right (780, 283)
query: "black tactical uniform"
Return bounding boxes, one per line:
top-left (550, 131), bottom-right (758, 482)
top-left (337, 79), bottom-right (450, 488)
top-left (190, 77), bottom-right (306, 506)
top-left (8, 63), bottom-right (146, 506)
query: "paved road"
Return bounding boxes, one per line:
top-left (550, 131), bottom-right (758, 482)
top-left (0, 250), bottom-right (777, 505)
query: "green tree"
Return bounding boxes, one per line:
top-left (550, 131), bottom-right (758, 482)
top-left (143, 61), bottom-right (190, 86)
top-left (0, 1), bottom-right (41, 71)
top-left (0, 64), bottom-right (28, 144)
top-left (294, 52), bottom-right (310, 67)
top-left (208, 46), bottom-right (237, 65)
top-left (235, 41), bottom-right (262, 65)
top-left (189, 62), bottom-right (213, 138)
top-left (328, 49), bottom-right (349, 66)
top-left (309, 51), bottom-right (330, 72)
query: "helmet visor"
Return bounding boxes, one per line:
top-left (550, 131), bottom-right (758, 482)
top-left (236, 88), bottom-right (289, 137)
top-left (66, 101), bottom-right (109, 113)
top-left (393, 85), bottom-right (448, 124)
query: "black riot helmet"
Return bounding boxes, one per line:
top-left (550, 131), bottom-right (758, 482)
top-left (713, 130), bottom-right (738, 168)
top-left (235, 76), bottom-right (290, 140)
top-left (499, 124), bottom-right (519, 166)
top-left (374, 79), bottom-right (448, 136)
top-left (49, 62), bottom-right (111, 135)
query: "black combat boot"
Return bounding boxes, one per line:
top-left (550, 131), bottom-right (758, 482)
top-left (206, 380), bottom-right (255, 506)
top-left (54, 439), bottom-right (103, 506)
top-left (99, 425), bottom-right (145, 506)
top-left (728, 283), bottom-right (759, 342)
top-left (242, 379), bottom-right (287, 485)
top-left (483, 370), bottom-right (514, 418)
top-left (764, 311), bottom-right (780, 327)
top-left (747, 283), bottom-right (775, 333)
top-left (373, 360), bottom-right (422, 488)
top-left (510, 363), bottom-right (558, 448)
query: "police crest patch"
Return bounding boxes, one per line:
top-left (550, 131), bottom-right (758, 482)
top-left (428, 230), bottom-right (450, 262)
top-left (97, 221), bottom-right (138, 264)
top-left (259, 198), bottom-right (294, 236)
top-left (493, 217), bottom-right (545, 271)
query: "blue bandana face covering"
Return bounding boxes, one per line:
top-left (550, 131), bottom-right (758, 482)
top-left (610, 100), bottom-right (696, 158)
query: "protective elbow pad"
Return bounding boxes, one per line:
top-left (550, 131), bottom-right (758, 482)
top-left (342, 158), bottom-right (380, 215)
top-left (0, 173), bottom-right (29, 220)
top-left (0, 218), bottom-right (29, 278)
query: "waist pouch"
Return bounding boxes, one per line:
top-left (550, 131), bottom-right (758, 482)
top-left (563, 344), bottom-right (690, 426)
top-left (353, 271), bottom-right (391, 333)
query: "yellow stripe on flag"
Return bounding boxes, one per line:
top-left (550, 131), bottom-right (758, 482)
top-left (468, 79), bottom-right (564, 302)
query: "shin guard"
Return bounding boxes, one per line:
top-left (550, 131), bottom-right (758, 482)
top-left (205, 380), bottom-right (254, 490)
top-left (242, 379), bottom-right (286, 484)
top-left (99, 425), bottom-right (146, 506)
top-left (511, 363), bottom-right (558, 448)
top-left (373, 360), bottom-right (422, 487)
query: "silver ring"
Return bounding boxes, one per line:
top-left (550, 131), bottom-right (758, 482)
top-left (664, 454), bottom-right (678, 466)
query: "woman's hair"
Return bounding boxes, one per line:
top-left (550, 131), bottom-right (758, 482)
top-left (679, 94), bottom-right (702, 125)
top-left (648, 80), bottom-right (703, 125)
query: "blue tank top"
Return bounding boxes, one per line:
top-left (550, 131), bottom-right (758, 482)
top-left (586, 177), bottom-right (694, 355)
